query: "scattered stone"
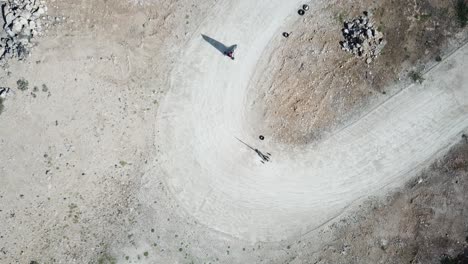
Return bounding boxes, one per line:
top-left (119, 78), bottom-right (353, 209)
top-left (0, 87), bottom-right (11, 98)
top-left (380, 239), bottom-right (389, 250)
top-left (340, 11), bottom-right (386, 63)
top-left (0, 0), bottom-right (47, 63)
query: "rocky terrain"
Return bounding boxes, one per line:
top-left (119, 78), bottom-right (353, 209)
top-left (340, 11), bottom-right (385, 63)
top-left (0, 0), bottom-right (47, 62)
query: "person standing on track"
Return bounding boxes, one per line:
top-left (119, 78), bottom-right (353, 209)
top-left (224, 44), bottom-right (237, 60)
top-left (224, 50), bottom-right (235, 60)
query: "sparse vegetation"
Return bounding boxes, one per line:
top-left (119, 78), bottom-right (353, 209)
top-left (335, 11), bottom-right (349, 24)
top-left (441, 256), bottom-right (457, 264)
top-left (409, 70), bottom-right (425, 84)
top-left (17, 78), bottom-right (29, 91)
top-left (97, 253), bottom-right (116, 264)
top-left (416, 13), bottom-right (432, 22)
top-left (456, 0), bottom-right (468, 27)
top-left (440, 248), bottom-right (468, 264)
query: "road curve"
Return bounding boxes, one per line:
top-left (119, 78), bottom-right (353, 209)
top-left (155, 0), bottom-right (468, 242)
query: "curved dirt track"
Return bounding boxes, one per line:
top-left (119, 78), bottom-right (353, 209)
top-left (156, 0), bottom-right (468, 241)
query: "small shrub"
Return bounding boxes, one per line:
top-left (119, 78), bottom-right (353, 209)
top-left (97, 253), bottom-right (116, 264)
top-left (440, 248), bottom-right (468, 264)
top-left (335, 11), bottom-right (348, 24)
top-left (440, 255), bottom-right (457, 264)
top-left (409, 70), bottom-right (425, 84)
top-left (416, 13), bottom-right (432, 22)
top-left (435, 55), bottom-right (442, 62)
top-left (456, 0), bottom-right (468, 27)
top-left (17, 78), bottom-right (29, 91)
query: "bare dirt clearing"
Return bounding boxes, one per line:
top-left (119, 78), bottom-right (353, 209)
top-left (0, 0), bottom-right (467, 263)
top-left (0, 0), bottom-right (218, 262)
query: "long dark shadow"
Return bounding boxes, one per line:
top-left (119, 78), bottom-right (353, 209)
top-left (201, 34), bottom-right (236, 55)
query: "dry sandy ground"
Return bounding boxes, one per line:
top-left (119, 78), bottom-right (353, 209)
top-left (248, 0), bottom-right (468, 145)
top-left (0, 0), bottom-right (467, 263)
top-left (155, 0), bottom-right (468, 241)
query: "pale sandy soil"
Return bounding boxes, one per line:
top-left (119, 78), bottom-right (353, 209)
top-left (0, 0), bottom-right (467, 263)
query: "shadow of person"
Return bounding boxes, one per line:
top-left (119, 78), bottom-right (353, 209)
top-left (201, 34), bottom-right (236, 55)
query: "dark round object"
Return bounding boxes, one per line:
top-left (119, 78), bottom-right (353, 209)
top-left (298, 9), bottom-right (305, 16)
top-left (282, 32), bottom-right (290, 38)
top-left (259, 135), bottom-right (265, 140)
top-left (303, 4), bottom-right (309, 11)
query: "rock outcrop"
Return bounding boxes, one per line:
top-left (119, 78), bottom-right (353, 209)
top-left (0, 0), bottom-right (47, 62)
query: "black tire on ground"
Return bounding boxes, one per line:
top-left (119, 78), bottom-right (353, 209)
top-left (259, 135), bottom-right (265, 140)
top-left (282, 32), bottom-right (290, 38)
top-left (298, 9), bottom-right (305, 16)
top-left (303, 4), bottom-right (309, 11)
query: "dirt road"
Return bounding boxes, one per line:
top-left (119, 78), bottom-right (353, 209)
top-left (156, 0), bottom-right (468, 242)
top-left (1, 0), bottom-right (467, 262)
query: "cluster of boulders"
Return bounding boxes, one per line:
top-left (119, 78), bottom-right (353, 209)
top-left (0, 0), bottom-right (47, 62)
top-left (340, 11), bottom-right (385, 63)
